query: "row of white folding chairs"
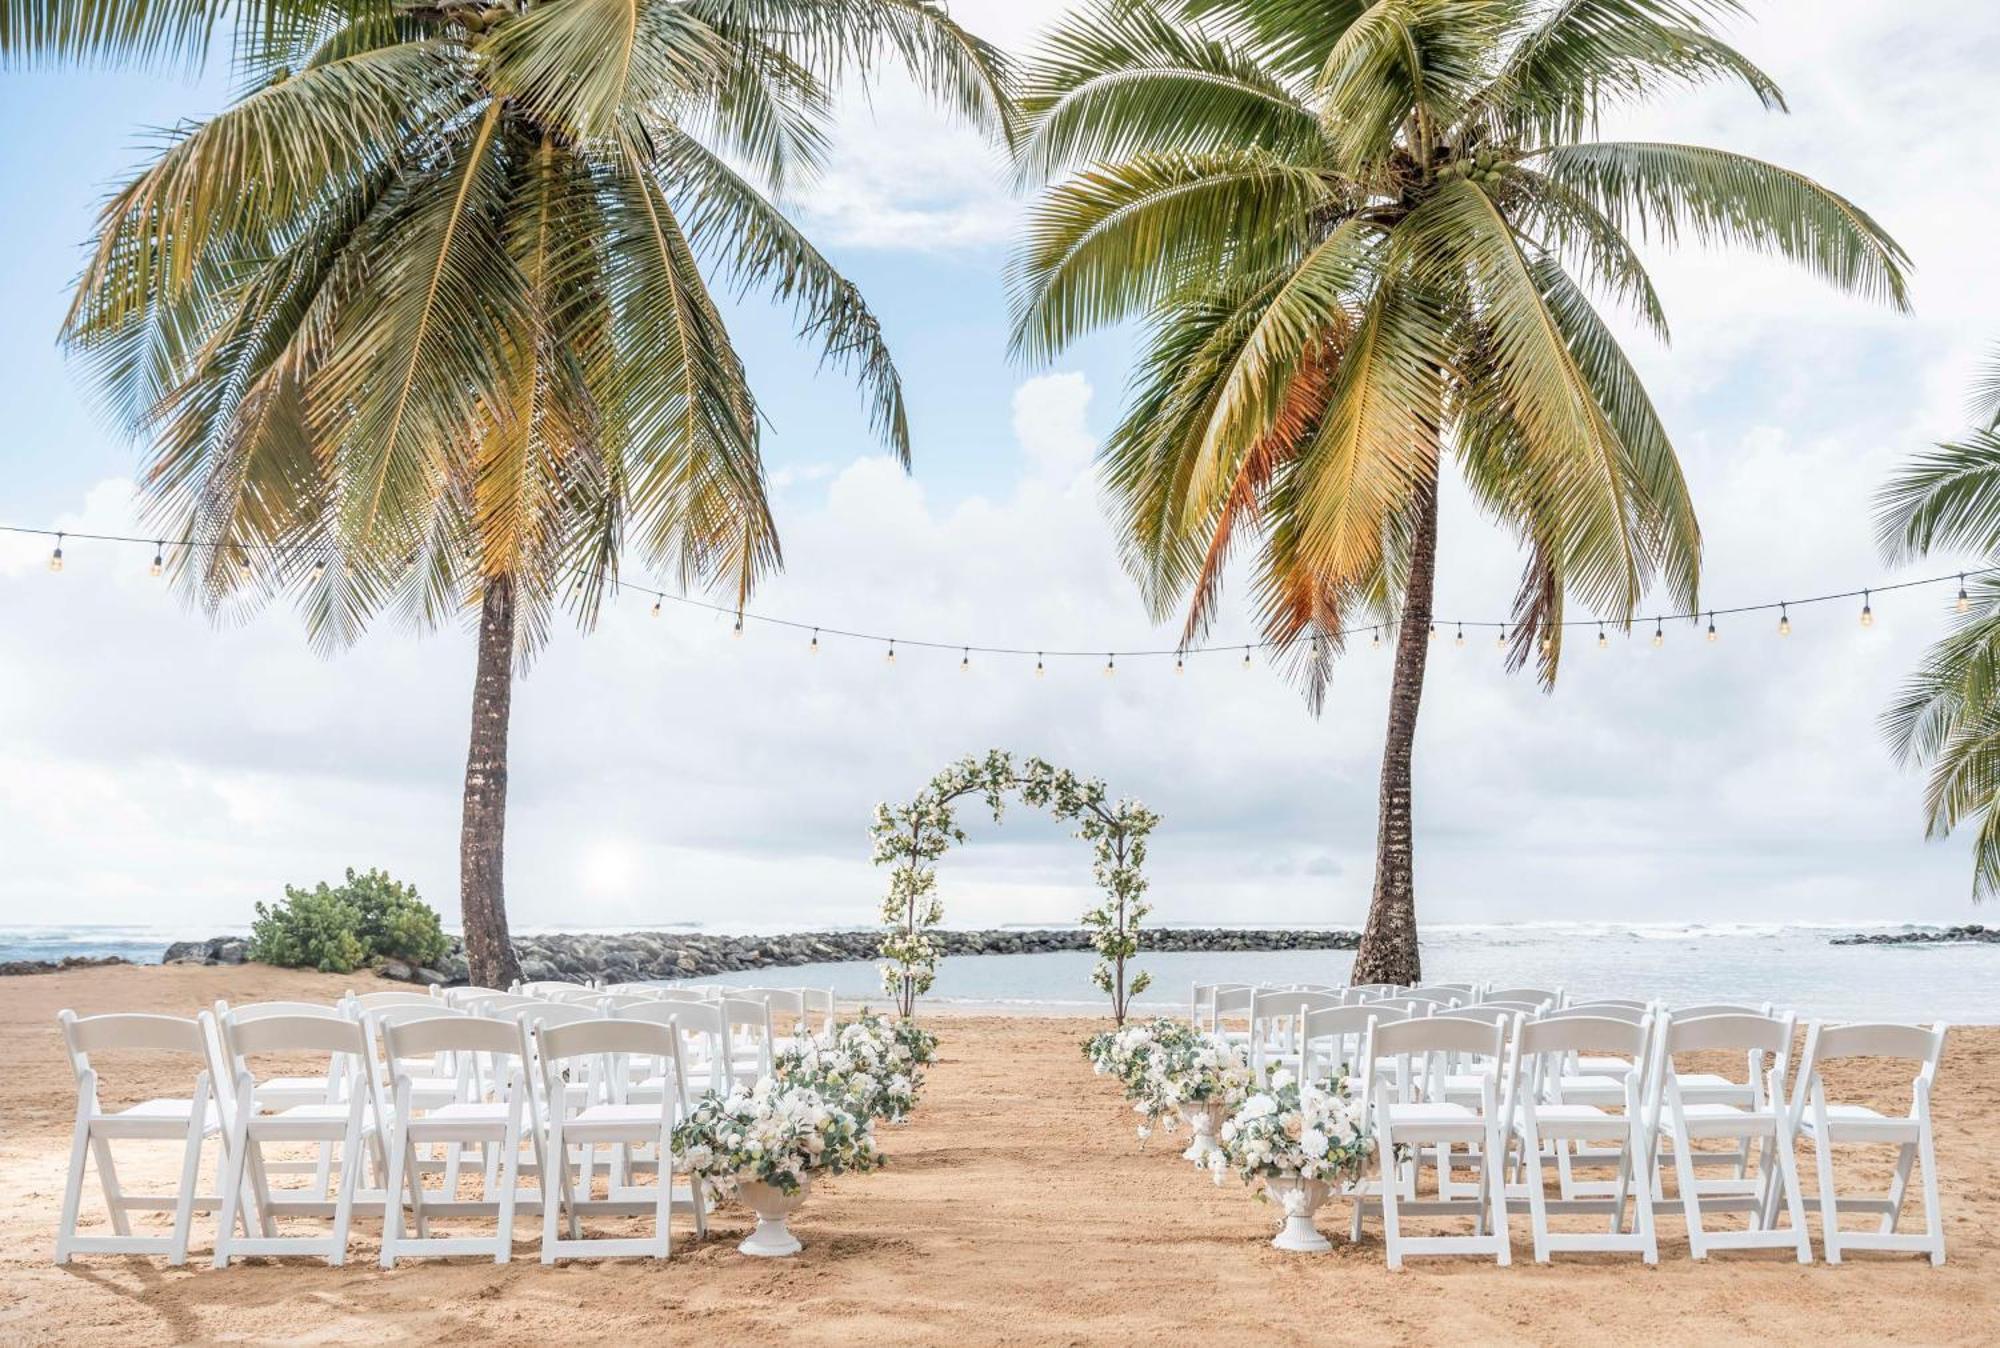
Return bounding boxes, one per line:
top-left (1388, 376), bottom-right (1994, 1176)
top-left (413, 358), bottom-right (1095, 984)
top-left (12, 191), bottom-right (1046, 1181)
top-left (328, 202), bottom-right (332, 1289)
top-left (1280, 1006), bottom-right (1948, 1268)
top-left (53, 994), bottom-right (791, 1268)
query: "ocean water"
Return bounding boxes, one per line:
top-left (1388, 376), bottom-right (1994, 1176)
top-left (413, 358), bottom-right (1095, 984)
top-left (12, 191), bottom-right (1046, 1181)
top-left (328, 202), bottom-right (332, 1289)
top-left (7, 921), bottom-right (1996, 1023)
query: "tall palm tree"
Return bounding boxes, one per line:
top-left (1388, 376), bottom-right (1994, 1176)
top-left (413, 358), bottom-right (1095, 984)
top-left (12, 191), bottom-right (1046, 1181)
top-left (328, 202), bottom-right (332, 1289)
top-left (1010, 0), bottom-right (1907, 983)
top-left (20, 0), bottom-right (1013, 987)
top-left (1876, 348), bottom-right (2000, 899)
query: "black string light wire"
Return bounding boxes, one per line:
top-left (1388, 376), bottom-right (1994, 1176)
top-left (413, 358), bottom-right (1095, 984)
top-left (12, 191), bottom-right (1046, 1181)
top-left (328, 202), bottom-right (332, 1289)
top-left (5, 522), bottom-right (1988, 669)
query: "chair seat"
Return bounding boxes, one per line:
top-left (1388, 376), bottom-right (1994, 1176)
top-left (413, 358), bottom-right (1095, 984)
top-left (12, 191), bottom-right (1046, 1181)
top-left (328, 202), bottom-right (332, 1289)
top-left (1661, 1103), bottom-right (1778, 1140)
top-left (95, 1097), bottom-right (222, 1138)
top-left (257, 1075), bottom-right (337, 1096)
top-left (1576, 1056), bottom-right (1634, 1075)
top-left (571, 1103), bottom-right (670, 1126)
top-left (1800, 1105), bottom-right (1919, 1141)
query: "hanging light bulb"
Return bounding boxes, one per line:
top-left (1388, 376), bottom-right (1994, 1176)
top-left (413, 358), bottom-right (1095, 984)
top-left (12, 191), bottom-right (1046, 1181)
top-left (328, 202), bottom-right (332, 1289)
top-left (962, 647), bottom-right (971, 673)
top-left (1778, 603), bottom-right (1791, 637)
top-left (149, 542), bottom-right (163, 577)
top-left (1597, 622), bottom-right (1608, 650)
top-left (1495, 627), bottom-right (1506, 650)
top-left (1859, 590), bottom-right (1875, 628)
top-left (570, 574), bottom-right (583, 596)
top-left (1175, 654), bottom-right (1184, 675)
top-left (1104, 653), bottom-right (1115, 677)
top-left (1428, 623), bottom-right (1437, 643)
top-left (1242, 645), bottom-right (1252, 669)
top-left (885, 639), bottom-right (896, 665)
top-left (809, 627), bottom-right (819, 654)
top-left (1706, 612), bottom-right (1718, 643)
top-left (1370, 628), bottom-right (1381, 650)
top-left (237, 553), bottom-right (253, 582)
top-left (1651, 617), bottom-right (1664, 648)
top-left (1455, 624), bottom-right (1465, 648)
top-left (650, 597), bottom-right (662, 618)
top-left (49, 533), bottom-right (66, 572)
top-left (1540, 630), bottom-right (1552, 654)
top-left (1958, 575), bottom-right (1970, 613)
top-left (312, 557), bottom-right (327, 582)
top-left (1036, 652), bottom-right (1045, 677)
top-left (732, 615), bottom-right (744, 638)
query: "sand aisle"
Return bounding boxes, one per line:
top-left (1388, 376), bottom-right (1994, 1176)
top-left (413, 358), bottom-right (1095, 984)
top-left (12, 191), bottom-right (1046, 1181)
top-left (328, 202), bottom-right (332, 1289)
top-left (1, 964), bottom-right (1994, 1345)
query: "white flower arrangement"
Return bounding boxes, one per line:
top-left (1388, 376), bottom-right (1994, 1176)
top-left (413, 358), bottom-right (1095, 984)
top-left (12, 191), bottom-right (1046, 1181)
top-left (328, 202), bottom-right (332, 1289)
top-left (1083, 1019), bottom-right (1251, 1142)
top-left (671, 1076), bottom-right (882, 1198)
top-left (774, 1011), bottom-right (924, 1123)
top-left (1211, 1070), bottom-right (1374, 1190)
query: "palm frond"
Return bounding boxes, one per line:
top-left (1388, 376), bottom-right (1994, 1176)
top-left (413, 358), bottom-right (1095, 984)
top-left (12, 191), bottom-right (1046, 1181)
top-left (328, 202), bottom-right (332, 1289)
top-left (1525, 140), bottom-right (1912, 310)
top-left (1875, 427), bottom-right (2000, 565)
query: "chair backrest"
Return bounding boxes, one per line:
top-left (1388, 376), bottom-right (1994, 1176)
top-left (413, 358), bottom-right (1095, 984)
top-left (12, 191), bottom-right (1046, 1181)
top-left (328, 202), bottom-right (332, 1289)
top-left (599, 983), bottom-right (663, 998)
top-left (1295, 1005), bottom-right (1386, 1084)
top-left (1808, 1021), bottom-right (1948, 1067)
top-left (1415, 982), bottom-right (1479, 997)
top-left (1481, 987), bottom-right (1561, 1008)
top-left (347, 990), bottom-right (441, 1012)
top-left (511, 1001), bottom-right (598, 1029)
top-left (536, 1017), bottom-right (676, 1068)
top-left (214, 999), bottom-right (347, 1023)
top-left (227, 1011), bottom-right (368, 1059)
top-left (1672, 1001), bottom-right (1774, 1020)
top-left (382, 1012), bottom-right (528, 1065)
top-left (1364, 997), bottom-right (1438, 1018)
top-left (1433, 1004), bottom-right (1523, 1027)
top-left (1209, 986), bottom-right (1256, 1021)
top-left (441, 985), bottom-right (509, 1008)
top-left (1398, 991), bottom-right (1465, 1010)
top-left (1567, 998), bottom-right (1651, 1012)
top-left (801, 988), bottom-right (836, 1029)
top-left (547, 985), bottom-right (612, 1005)
top-left (59, 1010), bottom-right (208, 1077)
top-left (1346, 983), bottom-right (1403, 998)
top-left (1519, 1014), bottom-right (1650, 1061)
top-left (1663, 1011), bottom-right (1792, 1056)
top-left (467, 993), bottom-right (543, 1015)
top-left (1250, 989), bottom-right (1346, 1021)
top-left (513, 980), bottom-right (583, 997)
top-left (1373, 1014), bottom-right (1508, 1061)
top-left (595, 993), bottom-right (658, 1012)
top-left (1544, 1002), bottom-right (1648, 1025)
top-left (1476, 999), bottom-right (1549, 1015)
top-left (608, 1001), bottom-right (683, 1027)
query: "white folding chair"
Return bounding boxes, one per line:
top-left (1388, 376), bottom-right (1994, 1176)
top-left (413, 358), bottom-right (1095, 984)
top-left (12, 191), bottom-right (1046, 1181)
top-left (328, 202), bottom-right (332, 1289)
top-left (1510, 1015), bottom-right (1658, 1263)
top-left (1364, 1015), bottom-right (1511, 1267)
top-left (378, 1014), bottom-right (538, 1266)
top-left (536, 1019), bottom-right (695, 1261)
top-left (801, 988), bottom-right (837, 1036)
top-left (1650, 1011), bottom-right (1812, 1262)
top-left (1790, 1021), bottom-right (1948, 1265)
top-left (1248, 989), bottom-right (1345, 1078)
top-left (211, 999), bottom-right (351, 1188)
top-left (1205, 986), bottom-right (1256, 1041)
top-left (1663, 1001), bottom-right (1778, 1178)
top-left (212, 1014), bottom-right (383, 1267)
top-left (1481, 987), bottom-right (1563, 1009)
top-left (54, 1011), bottom-right (223, 1265)
top-left (1533, 1003), bottom-right (1656, 1197)
top-left (1191, 982), bottom-right (1250, 1029)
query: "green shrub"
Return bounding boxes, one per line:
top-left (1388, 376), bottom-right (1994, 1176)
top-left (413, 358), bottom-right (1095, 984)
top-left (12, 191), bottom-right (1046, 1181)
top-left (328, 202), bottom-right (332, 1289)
top-left (248, 868), bottom-right (448, 973)
top-left (343, 868), bottom-right (450, 967)
top-left (248, 886), bottom-right (368, 973)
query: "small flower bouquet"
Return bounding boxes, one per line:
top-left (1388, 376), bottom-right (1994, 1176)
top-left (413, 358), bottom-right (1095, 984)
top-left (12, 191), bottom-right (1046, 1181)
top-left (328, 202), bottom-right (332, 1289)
top-left (1145, 1029), bottom-right (1254, 1165)
top-left (673, 1077), bottom-right (883, 1256)
top-left (775, 1010), bottom-right (923, 1123)
top-left (1213, 1070), bottom-right (1374, 1252)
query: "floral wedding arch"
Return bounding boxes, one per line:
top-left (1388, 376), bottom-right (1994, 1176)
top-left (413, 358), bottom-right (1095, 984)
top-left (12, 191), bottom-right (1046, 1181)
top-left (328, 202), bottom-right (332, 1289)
top-left (871, 750), bottom-right (1159, 1023)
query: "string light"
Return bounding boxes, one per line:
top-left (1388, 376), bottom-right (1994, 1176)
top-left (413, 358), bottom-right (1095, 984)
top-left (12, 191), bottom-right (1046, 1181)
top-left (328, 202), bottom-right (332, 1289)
top-left (962, 647), bottom-right (971, 673)
top-left (1104, 653), bottom-right (1115, 677)
top-left (885, 639), bottom-right (896, 665)
top-left (8, 522), bottom-right (1993, 671)
top-left (1036, 652), bottom-right (1045, 677)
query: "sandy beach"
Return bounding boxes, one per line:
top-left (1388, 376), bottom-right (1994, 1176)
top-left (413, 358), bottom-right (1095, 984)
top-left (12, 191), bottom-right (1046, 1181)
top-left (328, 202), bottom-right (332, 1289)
top-left (1, 963), bottom-right (1993, 1346)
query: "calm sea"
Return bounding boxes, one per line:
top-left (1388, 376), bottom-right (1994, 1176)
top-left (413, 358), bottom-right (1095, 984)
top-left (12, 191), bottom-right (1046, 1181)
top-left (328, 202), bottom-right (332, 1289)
top-left (7, 921), bottom-right (1995, 1023)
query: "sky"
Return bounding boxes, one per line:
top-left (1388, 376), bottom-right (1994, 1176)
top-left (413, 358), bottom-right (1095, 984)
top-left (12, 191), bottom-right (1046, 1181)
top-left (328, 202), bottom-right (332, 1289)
top-left (2, 0), bottom-right (1999, 937)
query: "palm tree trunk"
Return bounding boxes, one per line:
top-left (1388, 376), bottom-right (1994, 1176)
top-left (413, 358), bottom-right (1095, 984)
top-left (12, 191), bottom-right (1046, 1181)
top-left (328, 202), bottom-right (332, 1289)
top-left (460, 573), bottom-right (523, 989)
top-left (1350, 480), bottom-right (1439, 987)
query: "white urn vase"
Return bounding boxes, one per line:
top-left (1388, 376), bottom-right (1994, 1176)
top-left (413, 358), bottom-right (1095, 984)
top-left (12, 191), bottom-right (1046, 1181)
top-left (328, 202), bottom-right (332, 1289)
top-left (1263, 1175), bottom-right (1333, 1253)
top-left (735, 1177), bottom-right (811, 1257)
top-left (1180, 1102), bottom-right (1224, 1167)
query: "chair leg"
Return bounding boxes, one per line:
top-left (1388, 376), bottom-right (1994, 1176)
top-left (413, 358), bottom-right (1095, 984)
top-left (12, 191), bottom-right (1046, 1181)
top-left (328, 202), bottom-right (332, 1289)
top-left (1812, 1133), bottom-right (1841, 1264)
top-left (653, 1130), bottom-right (673, 1260)
top-left (1916, 1125), bottom-right (1946, 1266)
top-left (1881, 1141), bottom-right (1917, 1235)
top-left (169, 1114), bottom-right (206, 1266)
top-left (497, 1111), bottom-right (523, 1265)
top-left (1673, 1132), bottom-right (1706, 1260)
top-left (212, 1116), bottom-right (252, 1270)
top-left (1524, 1125), bottom-right (1550, 1264)
top-left (1773, 1128), bottom-right (1812, 1264)
top-left (1487, 1123), bottom-right (1510, 1266)
top-left (380, 1122), bottom-right (408, 1269)
top-left (88, 1133), bottom-right (132, 1237)
top-left (54, 1110), bottom-right (91, 1265)
top-left (1379, 1134), bottom-right (1403, 1269)
top-left (1627, 1128), bottom-right (1659, 1265)
top-left (329, 1110), bottom-right (366, 1267)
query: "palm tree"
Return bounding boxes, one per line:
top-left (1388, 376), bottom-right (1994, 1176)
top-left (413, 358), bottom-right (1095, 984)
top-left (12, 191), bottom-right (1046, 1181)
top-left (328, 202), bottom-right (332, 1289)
top-left (1876, 348), bottom-right (2000, 899)
top-left (1009, 0), bottom-right (1907, 983)
top-left (22, 0), bottom-right (1013, 987)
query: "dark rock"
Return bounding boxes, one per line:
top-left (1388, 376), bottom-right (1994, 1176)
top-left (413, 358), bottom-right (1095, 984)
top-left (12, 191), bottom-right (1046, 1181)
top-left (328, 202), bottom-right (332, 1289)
top-left (0, 954), bottom-right (132, 977)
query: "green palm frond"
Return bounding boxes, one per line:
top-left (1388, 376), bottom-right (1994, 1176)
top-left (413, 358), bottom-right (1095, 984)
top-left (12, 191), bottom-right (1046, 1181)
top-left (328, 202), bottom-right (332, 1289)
top-left (1875, 428), bottom-right (2000, 565)
top-left (1525, 141), bottom-right (1912, 310)
top-left (1471, 0), bottom-right (1783, 143)
top-left (1008, 151), bottom-right (1333, 363)
top-left (0, 0), bottom-right (369, 71)
top-left (1016, 0), bottom-right (1319, 185)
